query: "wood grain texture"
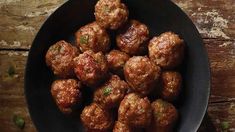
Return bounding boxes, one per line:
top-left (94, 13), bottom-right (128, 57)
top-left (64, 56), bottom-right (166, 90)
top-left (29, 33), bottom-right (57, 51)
top-left (173, 0), bottom-right (235, 40)
top-left (199, 102), bottom-right (235, 132)
top-left (1, 0), bottom-right (234, 49)
top-left (0, 0), bottom-right (234, 131)
top-left (205, 39), bottom-right (235, 103)
top-left (0, 51), bottom-right (36, 131)
top-left (0, 0), bottom-right (65, 49)
top-left (207, 102), bottom-right (235, 132)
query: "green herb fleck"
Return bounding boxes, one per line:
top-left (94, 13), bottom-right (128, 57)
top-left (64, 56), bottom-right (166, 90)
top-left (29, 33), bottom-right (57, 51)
top-left (84, 66), bottom-right (93, 73)
top-left (103, 87), bottom-right (112, 96)
top-left (80, 35), bottom-right (89, 44)
top-left (155, 111), bottom-right (161, 117)
top-left (50, 44), bottom-right (61, 53)
top-left (119, 61), bottom-right (125, 67)
top-left (8, 65), bottom-right (16, 77)
top-left (103, 5), bottom-right (110, 13)
top-left (139, 108), bottom-right (145, 113)
top-left (159, 99), bottom-right (170, 108)
top-left (59, 46), bottom-right (65, 53)
top-left (13, 115), bottom-right (25, 129)
top-left (221, 121), bottom-right (229, 130)
top-left (95, 57), bottom-right (103, 64)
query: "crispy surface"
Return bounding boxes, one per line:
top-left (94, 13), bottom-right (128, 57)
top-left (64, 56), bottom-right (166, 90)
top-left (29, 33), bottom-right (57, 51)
top-left (95, 0), bottom-right (129, 29)
top-left (117, 20), bottom-right (149, 55)
top-left (149, 99), bottom-right (178, 132)
top-left (124, 56), bottom-right (161, 96)
top-left (106, 50), bottom-right (130, 77)
top-left (94, 75), bottom-right (129, 109)
top-left (73, 50), bottom-right (108, 87)
top-left (161, 71), bottom-right (182, 102)
top-left (75, 22), bottom-right (110, 53)
top-left (45, 40), bottom-right (79, 78)
top-left (80, 103), bottom-right (113, 131)
top-left (113, 121), bottom-right (132, 132)
top-left (148, 32), bottom-right (184, 69)
top-left (118, 93), bottom-right (152, 127)
top-left (51, 79), bottom-right (82, 114)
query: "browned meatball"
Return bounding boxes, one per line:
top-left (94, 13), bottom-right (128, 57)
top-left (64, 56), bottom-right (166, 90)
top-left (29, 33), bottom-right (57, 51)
top-left (94, 75), bottom-right (129, 109)
top-left (148, 32), bottom-right (185, 69)
top-left (160, 71), bottom-right (182, 102)
top-left (106, 50), bottom-right (130, 77)
top-left (75, 22), bottom-right (110, 53)
top-left (113, 121), bottom-right (143, 132)
top-left (149, 99), bottom-right (178, 132)
top-left (113, 121), bottom-right (132, 132)
top-left (124, 56), bottom-right (161, 96)
top-left (51, 79), bottom-right (82, 114)
top-left (73, 50), bottom-right (108, 87)
top-left (81, 103), bottom-right (114, 131)
top-left (118, 93), bottom-right (152, 128)
top-left (117, 20), bottom-right (149, 55)
top-left (45, 40), bottom-right (79, 78)
top-left (95, 0), bottom-right (129, 30)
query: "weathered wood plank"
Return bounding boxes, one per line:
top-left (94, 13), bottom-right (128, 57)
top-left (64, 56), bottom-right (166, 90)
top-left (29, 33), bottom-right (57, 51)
top-left (173, 0), bottom-right (235, 40)
top-left (205, 39), bottom-right (235, 103)
top-left (199, 102), bottom-right (235, 132)
top-left (207, 102), bottom-right (235, 132)
top-left (0, 51), bottom-right (36, 131)
top-left (0, 0), bottom-right (65, 49)
top-left (0, 0), bottom-right (234, 49)
top-left (0, 0), bottom-right (235, 131)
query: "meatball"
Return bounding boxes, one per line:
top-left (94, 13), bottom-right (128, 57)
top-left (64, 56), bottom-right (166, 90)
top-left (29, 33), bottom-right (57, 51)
top-left (51, 79), bottom-right (82, 114)
top-left (113, 121), bottom-right (143, 132)
top-left (94, 75), bottom-right (129, 109)
top-left (117, 20), bottom-right (149, 55)
top-left (81, 103), bottom-right (114, 131)
top-left (95, 0), bottom-right (129, 30)
top-left (124, 56), bottom-right (161, 96)
top-left (73, 50), bottom-right (108, 87)
top-left (160, 71), bottom-right (182, 102)
top-left (106, 50), bottom-right (130, 77)
top-left (45, 40), bottom-right (79, 78)
top-left (148, 32), bottom-right (185, 69)
top-left (118, 93), bottom-right (152, 128)
top-left (75, 22), bottom-right (110, 53)
top-left (113, 121), bottom-right (132, 132)
top-left (149, 99), bottom-right (178, 132)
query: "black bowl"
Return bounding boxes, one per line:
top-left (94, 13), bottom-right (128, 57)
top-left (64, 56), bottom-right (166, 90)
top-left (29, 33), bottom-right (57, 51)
top-left (25, 0), bottom-right (210, 131)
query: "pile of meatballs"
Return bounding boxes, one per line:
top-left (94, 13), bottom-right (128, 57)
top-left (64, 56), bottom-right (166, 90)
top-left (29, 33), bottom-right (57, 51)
top-left (45, 0), bottom-right (185, 131)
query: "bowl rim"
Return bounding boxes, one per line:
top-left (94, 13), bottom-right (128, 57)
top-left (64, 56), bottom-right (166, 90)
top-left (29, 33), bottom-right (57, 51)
top-left (24, 0), bottom-right (211, 132)
top-left (169, 1), bottom-right (211, 132)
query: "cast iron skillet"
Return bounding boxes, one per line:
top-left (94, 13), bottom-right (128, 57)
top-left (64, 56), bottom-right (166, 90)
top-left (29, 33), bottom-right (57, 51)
top-left (25, 0), bottom-right (210, 131)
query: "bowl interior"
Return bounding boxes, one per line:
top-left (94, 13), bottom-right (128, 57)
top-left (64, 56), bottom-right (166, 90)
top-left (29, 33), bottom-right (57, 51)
top-left (25, 0), bottom-right (210, 132)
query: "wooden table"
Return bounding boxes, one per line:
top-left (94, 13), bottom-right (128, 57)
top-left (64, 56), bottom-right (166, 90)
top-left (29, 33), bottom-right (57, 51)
top-left (0, 0), bottom-right (234, 131)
